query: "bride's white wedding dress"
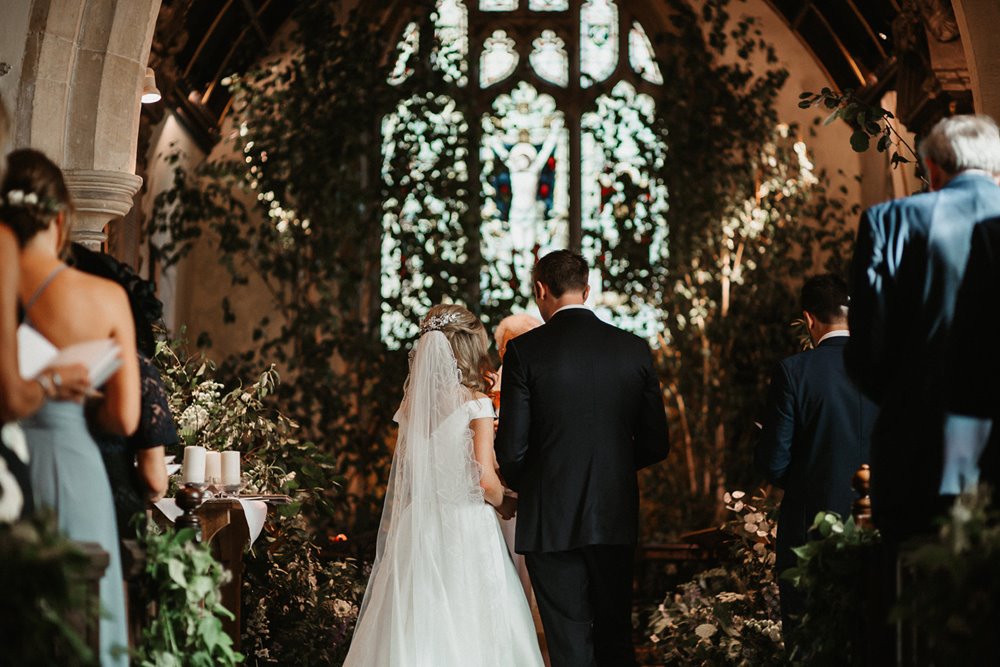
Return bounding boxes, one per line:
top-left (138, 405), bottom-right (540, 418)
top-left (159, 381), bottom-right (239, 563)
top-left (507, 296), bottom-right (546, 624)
top-left (344, 331), bottom-right (543, 667)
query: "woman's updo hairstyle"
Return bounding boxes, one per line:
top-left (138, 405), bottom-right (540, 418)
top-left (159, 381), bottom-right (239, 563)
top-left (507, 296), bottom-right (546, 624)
top-left (420, 304), bottom-right (494, 394)
top-left (0, 149), bottom-right (73, 248)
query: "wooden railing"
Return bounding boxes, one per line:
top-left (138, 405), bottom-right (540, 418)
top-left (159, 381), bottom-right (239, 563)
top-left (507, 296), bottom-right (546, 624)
top-left (65, 541), bottom-right (110, 662)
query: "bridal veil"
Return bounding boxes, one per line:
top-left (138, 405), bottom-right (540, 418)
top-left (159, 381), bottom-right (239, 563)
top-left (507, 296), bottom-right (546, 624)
top-left (345, 330), bottom-right (539, 666)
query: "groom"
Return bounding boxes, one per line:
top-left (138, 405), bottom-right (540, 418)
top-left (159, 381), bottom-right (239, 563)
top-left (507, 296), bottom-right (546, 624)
top-left (495, 250), bottom-right (670, 667)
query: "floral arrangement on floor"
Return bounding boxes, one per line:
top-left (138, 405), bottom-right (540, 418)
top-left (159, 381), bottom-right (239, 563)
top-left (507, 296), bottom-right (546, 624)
top-left (0, 510), bottom-right (97, 666)
top-left (154, 335), bottom-right (368, 665)
top-left (894, 487), bottom-right (1000, 664)
top-left (241, 514), bottom-right (368, 666)
top-left (645, 490), bottom-right (784, 666)
top-left (781, 511), bottom-right (881, 665)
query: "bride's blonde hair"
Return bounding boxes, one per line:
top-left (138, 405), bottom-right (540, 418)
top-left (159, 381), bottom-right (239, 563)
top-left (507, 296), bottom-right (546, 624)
top-left (421, 304), bottom-right (494, 394)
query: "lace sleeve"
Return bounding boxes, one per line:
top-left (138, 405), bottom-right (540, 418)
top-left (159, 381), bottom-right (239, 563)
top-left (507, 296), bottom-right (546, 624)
top-left (128, 353), bottom-right (180, 450)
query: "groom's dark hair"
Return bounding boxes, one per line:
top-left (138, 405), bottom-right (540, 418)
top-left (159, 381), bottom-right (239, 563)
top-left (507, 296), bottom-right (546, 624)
top-left (533, 250), bottom-right (590, 297)
top-left (801, 273), bottom-right (849, 324)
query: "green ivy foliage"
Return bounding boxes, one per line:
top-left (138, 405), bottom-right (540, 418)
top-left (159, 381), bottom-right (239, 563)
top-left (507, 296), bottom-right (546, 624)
top-left (636, 0), bottom-right (857, 533)
top-left (149, 0), bottom-right (858, 539)
top-left (0, 511), bottom-right (98, 666)
top-left (241, 517), bottom-right (368, 666)
top-left (154, 332), bottom-right (368, 664)
top-left (798, 87), bottom-right (922, 174)
top-left (150, 2), bottom-right (419, 536)
top-left (894, 488), bottom-right (1000, 663)
top-left (646, 490), bottom-right (784, 665)
top-left (781, 512), bottom-right (881, 665)
top-left (136, 525), bottom-right (243, 667)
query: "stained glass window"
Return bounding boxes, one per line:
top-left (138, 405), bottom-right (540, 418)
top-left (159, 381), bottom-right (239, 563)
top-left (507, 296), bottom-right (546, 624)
top-left (381, 94), bottom-right (471, 345)
top-left (529, 0), bottom-right (569, 10)
top-left (581, 0), bottom-right (618, 88)
top-left (529, 30), bottom-right (569, 88)
top-left (481, 0), bottom-right (517, 9)
top-left (381, 1), bottom-right (669, 345)
top-left (388, 22), bottom-right (419, 86)
top-left (480, 30), bottom-right (519, 88)
top-left (434, 0), bottom-right (469, 86)
top-left (582, 81), bottom-right (668, 337)
top-left (481, 83), bottom-right (569, 303)
top-left (629, 21), bottom-right (663, 85)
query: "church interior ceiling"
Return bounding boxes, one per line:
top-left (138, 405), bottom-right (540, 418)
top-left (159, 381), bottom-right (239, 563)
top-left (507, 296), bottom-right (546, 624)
top-left (154, 0), bottom-right (903, 147)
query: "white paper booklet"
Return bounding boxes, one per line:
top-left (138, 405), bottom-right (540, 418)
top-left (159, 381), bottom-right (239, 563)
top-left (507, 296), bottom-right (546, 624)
top-left (17, 324), bottom-right (122, 387)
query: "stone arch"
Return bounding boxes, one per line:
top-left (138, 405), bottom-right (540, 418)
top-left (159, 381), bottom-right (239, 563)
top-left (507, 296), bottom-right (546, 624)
top-left (953, 0), bottom-right (1000, 121)
top-left (11, 0), bottom-right (161, 246)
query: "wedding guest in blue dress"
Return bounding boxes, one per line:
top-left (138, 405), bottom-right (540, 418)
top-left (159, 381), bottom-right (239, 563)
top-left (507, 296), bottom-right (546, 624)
top-left (0, 95), bottom-right (90, 522)
top-left (3, 148), bottom-right (140, 667)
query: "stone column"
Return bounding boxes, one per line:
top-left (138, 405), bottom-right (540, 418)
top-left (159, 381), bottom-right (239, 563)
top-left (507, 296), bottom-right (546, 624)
top-left (63, 169), bottom-right (144, 248)
top-left (11, 0), bottom-right (162, 249)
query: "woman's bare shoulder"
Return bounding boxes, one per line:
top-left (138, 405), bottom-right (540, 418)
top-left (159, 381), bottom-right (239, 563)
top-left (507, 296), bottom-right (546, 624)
top-left (0, 224), bottom-right (16, 246)
top-left (66, 268), bottom-right (127, 299)
top-left (0, 226), bottom-right (17, 265)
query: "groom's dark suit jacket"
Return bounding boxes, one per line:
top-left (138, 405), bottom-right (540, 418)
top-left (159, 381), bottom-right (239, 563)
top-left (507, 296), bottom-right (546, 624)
top-left (847, 171), bottom-right (1000, 538)
top-left (495, 308), bottom-right (669, 553)
top-left (755, 336), bottom-right (877, 574)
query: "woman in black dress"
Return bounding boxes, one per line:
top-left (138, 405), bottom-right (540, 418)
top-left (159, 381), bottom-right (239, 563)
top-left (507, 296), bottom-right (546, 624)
top-left (69, 243), bottom-right (175, 536)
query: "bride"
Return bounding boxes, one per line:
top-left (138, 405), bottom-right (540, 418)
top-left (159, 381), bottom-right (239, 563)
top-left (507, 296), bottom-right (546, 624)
top-left (344, 304), bottom-right (544, 666)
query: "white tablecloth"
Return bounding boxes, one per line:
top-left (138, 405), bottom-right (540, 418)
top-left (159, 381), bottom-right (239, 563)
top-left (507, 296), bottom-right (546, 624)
top-left (154, 497), bottom-right (269, 547)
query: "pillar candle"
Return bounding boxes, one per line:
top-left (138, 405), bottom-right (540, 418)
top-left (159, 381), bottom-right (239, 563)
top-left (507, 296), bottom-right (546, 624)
top-left (205, 451), bottom-right (222, 483)
top-left (221, 451), bottom-right (241, 486)
top-left (182, 445), bottom-right (206, 484)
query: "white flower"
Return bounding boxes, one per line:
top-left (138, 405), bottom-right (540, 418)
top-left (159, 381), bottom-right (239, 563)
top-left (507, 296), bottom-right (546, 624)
top-left (695, 623), bottom-right (718, 639)
top-left (950, 504), bottom-right (972, 526)
top-left (7, 190), bottom-right (24, 205)
top-left (23, 193), bottom-right (38, 205)
top-left (179, 404), bottom-right (210, 435)
top-left (1, 423), bottom-right (29, 463)
top-left (332, 599), bottom-right (353, 617)
top-left (0, 457), bottom-right (24, 522)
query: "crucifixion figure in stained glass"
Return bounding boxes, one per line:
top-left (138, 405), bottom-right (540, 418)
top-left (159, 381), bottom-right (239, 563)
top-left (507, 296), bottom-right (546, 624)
top-left (487, 116), bottom-right (563, 272)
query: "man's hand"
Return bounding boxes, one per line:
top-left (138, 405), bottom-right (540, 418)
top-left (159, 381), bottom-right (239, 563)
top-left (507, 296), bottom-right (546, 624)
top-left (496, 493), bottom-right (518, 520)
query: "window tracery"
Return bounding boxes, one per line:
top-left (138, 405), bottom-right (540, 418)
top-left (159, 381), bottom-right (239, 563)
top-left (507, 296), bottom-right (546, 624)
top-left (382, 0), bottom-right (668, 345)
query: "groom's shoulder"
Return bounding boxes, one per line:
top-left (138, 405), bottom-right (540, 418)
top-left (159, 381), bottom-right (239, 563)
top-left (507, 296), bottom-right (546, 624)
top-left (556, 313), bottom-right (649, 350)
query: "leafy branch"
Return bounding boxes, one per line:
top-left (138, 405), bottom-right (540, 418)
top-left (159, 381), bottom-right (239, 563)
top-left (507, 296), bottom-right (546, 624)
top-left (798, 88), bottom-right (925, 182)
top-left (136, 525), bottom-right (243, 667)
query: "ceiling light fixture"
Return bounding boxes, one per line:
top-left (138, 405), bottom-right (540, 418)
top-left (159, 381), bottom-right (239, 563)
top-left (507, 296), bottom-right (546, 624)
top-left (142, 67), bottom-right (161, 104)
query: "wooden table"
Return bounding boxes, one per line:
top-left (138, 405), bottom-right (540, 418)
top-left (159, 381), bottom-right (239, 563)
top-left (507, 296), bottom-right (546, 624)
top-left (196, 499), bottom-right (252, 650)
top-left (153, 495), bottom-right (290, 652)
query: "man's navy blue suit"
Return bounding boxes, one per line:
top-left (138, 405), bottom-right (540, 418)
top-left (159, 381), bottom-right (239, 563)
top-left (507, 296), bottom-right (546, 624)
top-left (847, 171), bottom-right (1000, 539)
top-left (756, 335), bottom-right (877, 624)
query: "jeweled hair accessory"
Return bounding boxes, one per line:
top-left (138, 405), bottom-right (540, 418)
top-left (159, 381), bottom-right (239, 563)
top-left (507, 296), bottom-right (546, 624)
top-left (2, 189), bottom-right (61, 214)
top-left (419, 311), bottom-right (462, 336)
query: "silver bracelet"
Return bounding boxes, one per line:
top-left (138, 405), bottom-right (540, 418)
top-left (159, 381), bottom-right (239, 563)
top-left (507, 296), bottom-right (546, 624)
top-left (36, 374), bottom-right (55, 397)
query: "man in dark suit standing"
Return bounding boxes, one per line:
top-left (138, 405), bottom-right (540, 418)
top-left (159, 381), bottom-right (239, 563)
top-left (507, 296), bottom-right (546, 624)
top-left (755, 274), bottom-right (877, 635)
top-left (495, 250), bottom-right (670, 667)
top-left (943, 216), bottom-right (1000, 495)
top-left (847, 114), bottom-right (1000, 541)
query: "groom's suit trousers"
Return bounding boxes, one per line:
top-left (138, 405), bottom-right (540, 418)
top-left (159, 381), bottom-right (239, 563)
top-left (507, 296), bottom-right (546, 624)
top-left (525, 545), bottom-right (636, 667)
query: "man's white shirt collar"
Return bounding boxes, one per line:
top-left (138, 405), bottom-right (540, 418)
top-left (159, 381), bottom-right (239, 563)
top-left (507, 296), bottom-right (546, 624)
top-left (817, 330), bottom-right (850, 345)
top-left (552, 304), bottom-right (590, 316)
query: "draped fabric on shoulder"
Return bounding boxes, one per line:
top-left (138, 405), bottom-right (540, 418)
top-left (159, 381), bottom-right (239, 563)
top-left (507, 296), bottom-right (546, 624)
top-left (346, 331), bottom-right (542, 667)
